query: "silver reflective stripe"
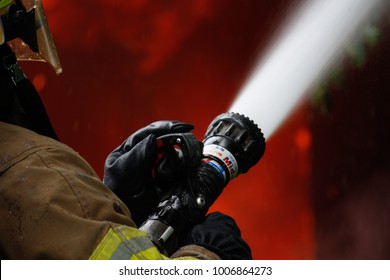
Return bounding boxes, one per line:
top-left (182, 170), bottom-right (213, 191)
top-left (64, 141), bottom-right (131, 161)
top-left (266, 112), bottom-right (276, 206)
top-left (109, 235), bottom-right (156, 260)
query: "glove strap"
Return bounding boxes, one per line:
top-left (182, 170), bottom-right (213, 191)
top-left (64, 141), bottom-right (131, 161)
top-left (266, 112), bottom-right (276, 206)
top-left (1, 44), bottom-right (58, 140)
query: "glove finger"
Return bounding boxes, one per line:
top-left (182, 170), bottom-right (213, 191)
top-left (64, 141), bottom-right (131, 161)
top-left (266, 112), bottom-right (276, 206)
top-left (186, 212), bottom-right (252, 260)
top-left (128, 121), bottom-right (194, 147)
top-left (103, 135), bottom-right (158, 192)
top-left (204, 212), bottom-right (242, 236)
top-left (148, 120), bottom-right (195, 135)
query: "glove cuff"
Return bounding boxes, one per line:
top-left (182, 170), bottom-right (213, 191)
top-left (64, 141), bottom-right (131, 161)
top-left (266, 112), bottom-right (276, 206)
top-left (171, 244), bottom-right (221, 260)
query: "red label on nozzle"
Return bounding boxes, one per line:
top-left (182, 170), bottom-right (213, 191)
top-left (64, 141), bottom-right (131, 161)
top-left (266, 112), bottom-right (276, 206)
top-left (203, 144), bottom-right (239, 180)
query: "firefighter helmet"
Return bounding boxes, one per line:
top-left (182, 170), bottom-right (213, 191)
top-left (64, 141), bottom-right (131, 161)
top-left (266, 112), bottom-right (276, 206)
top-left (0, 0), bottom-right (62, 74)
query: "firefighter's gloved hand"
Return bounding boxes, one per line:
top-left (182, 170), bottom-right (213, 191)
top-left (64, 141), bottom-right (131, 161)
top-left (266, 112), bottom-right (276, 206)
top-left (185, 212), bottom-right (252, 260)
top-left (103, 120), bottom-right (194, 226)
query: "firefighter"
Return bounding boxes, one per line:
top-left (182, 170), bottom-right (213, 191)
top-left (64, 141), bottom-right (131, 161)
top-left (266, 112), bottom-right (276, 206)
top-left (0, 0), bottom-right (251, 259)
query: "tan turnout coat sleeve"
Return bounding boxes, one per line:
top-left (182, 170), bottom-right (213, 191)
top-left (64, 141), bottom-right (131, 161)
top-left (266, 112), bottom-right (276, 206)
top-left (0, 121), bottom-right (137, 259)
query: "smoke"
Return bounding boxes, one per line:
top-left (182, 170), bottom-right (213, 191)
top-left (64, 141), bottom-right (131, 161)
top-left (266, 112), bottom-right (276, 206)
top-left (229, 0), bottom-right (385, 139)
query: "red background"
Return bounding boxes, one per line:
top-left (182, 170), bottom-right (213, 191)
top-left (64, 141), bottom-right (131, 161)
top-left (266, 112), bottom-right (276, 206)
top-left (20, 0), bottom-right (390, 259)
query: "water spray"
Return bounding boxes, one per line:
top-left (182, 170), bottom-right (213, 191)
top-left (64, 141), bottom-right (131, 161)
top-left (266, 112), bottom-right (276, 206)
top-left (229, 0), bottom-right (386, 139)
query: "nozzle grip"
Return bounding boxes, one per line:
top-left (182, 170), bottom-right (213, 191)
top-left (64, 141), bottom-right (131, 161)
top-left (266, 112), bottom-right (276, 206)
top-left (157, 132), bottom-right (203, 169)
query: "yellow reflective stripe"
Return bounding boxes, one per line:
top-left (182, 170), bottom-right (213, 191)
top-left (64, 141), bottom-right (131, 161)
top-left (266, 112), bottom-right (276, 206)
top-left (0, 0), bottom-right (14, 11)
top-left (89, 226), bottom-right (169, 260)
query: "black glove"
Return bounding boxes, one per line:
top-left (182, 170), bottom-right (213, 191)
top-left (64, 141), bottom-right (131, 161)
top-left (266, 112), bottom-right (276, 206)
top-left (103, 120), bottom-right (195, 226)
top-left (185, 212), bottom-right (252, 260)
